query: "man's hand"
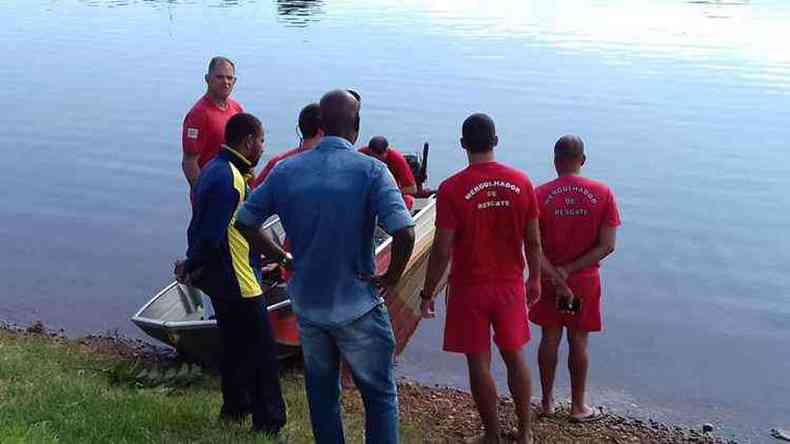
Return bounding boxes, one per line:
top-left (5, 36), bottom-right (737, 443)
top-left (419, 290), bottom-right (436, 319)
top-left (420, 297), bottom-right (436, 319)
top-left (364, 274), bottom-right (393, 288)
top-left (174, 259), bottom-right (202, 286)
top-left (181, 152), bottom-right (201, 189)
top-left (362, 273), bottom-right (398, 295)
top-left (260, 252), bottom-right (293, 283)
top-left (526, 278), bottom-right (541, 308)
top-left (174, 259), bottom-right (191, 285)
top-left (280, 252), bottom-right (294, 272)
top-left (556, 285), bottom-right (578, 315)
top-left (269, 252), bottom-right (294, 273)
top-left (555, 265), bottom-right (569, 281)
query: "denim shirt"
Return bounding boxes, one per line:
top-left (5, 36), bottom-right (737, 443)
top-left (236, 136), bottom-right (414, 327)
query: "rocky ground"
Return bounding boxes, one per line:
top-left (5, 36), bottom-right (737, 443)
top-left (388, 382), bottom-right (727, 443)
top-left (3, 320), bottom-right (736, 443)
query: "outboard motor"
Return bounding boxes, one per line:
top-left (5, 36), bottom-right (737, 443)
top-left (404, 154), bottom-right (422, 184)
top-left (404, 143), bottom-right (435, 197)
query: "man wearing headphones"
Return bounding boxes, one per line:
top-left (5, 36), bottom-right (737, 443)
top-left (251, 103), bottom-right (324, 188)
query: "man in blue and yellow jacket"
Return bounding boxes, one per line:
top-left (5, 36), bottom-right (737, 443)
top-left (175, 113), bottom-right (287, 436)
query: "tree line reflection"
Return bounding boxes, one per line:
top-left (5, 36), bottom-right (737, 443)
top-left (76, 0), bottom-right (325, 27)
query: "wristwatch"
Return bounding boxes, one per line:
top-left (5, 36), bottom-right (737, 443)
top-left (279, 252), bottom-right (293, 267)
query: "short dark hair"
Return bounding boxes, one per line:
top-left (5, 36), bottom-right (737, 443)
top-left (368, 136), bottom-right (389, 154)
top-left (225, 113), bottom-right (261, 148)
top-left (298, 103), bottom-right (322, 138)
top-left (554, 135), bottom-right (585, 159)
top-left (208, 56), bottom-right (235, 75)
top-left (462, 113), bottom-right (496, 153)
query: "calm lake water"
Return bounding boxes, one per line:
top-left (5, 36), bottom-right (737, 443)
top-left (1, 0), bottom-right (789, 441)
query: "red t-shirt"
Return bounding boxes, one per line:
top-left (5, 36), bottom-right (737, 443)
top-left (251, 146), bottom-right (309, 189)
top-left (436, 161), bottom-right (539, 288)
top-left (358, 147), bottom-right (417, 189)
top-left (535, 175), bottom-right (621, 274)
top-left (182, 95), bottom-right (244, 168)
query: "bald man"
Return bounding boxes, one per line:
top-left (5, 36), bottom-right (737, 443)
top-left (530, 135), bottom-right (621, 422)
top-left (421, 113), bottom-right (541, 444)
top-left (359, 136), bottom-right (418, 209)
top-left (235, 89), bottom-right (415, 444)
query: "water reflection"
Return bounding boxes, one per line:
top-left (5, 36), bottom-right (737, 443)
top-left (687, 0), bottom-right (750, 4)
top-left (400, 0), bottom-right (790, 75)
top-left (3, 1), bottom-right (790, 441)
top-left (78, 0), bottom-right (133, 6)
top-left (209, 0), bottom-right (250, 8)
top-left (276, 0), bottom-right (324, 27)
top-left (76, 0), bottom-right (244, 8)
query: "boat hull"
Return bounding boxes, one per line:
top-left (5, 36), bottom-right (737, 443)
top-left (131, 197), bottom-right (445, 365)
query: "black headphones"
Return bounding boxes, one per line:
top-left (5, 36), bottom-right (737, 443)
top-left (348, 89), bottom-right (361, 132)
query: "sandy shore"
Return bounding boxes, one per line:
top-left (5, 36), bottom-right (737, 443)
top-left (2, 320), bottom-right (732, 443)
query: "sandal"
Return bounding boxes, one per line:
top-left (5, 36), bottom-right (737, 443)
top-left (570, 406), bottom-right (605, 423)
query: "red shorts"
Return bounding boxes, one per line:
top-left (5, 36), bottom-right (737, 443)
top-left (530, 271), bottom-right (602, 332)
top-left (443, 282), bottom-right (531, 354)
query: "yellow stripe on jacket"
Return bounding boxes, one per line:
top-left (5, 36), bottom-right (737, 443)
top-left (228, 163), bottom-right (262, 298)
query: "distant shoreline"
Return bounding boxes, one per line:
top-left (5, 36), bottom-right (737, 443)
top-left (0, 319), bottom-right (727, 443)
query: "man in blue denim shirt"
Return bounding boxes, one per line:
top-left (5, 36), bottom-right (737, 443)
top-left (235, 89), bottom-right (415, 444)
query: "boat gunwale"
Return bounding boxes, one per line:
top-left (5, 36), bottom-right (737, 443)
top-left (131, 196), bottom-right (436, 330)
top-left (131, 216), bottom-right (287, 327)
top-left (374, 195), bottom-right (436, 256)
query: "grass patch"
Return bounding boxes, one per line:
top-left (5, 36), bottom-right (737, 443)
top-left (0, 331), bottom-right (422, 443)
top-left (1, 328), bottom-right (715, 443)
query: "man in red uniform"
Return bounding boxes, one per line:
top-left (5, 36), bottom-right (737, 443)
top-left (181, 56), bottom-right (244, 189)
top-left (359, 136), bottom-right (417, 209)
top-left (420, 114), bottom-right (542, 444)
top-left (251, 103), bottom-right (323, 188)
top-left (530, 134), bottom-right (620, 422)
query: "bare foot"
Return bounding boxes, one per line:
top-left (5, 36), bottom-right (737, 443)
top-left (570, 405), bottom-right (605, 423)
top-left (539, 398), bottom-right (555, 417)
top-left (571, 404), bottom-right (594, 418)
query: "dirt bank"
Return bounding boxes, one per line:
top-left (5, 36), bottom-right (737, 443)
top-left (2, 320), bottom-right (730, 443)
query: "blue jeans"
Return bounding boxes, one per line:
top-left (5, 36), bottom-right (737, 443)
top-left (298, 304), bottom-right (399, 444)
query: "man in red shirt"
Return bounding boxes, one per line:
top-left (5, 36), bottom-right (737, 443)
top-left (530, 135), bottom-right (621, 422)
top-left (251, 103), bottom-right (323, 188)
top-left (421, 114), bottom-right (542, 444)
top-left (182, 56), bottom-right (244, 189)
top-left (359, 137), bottom-right (417, 209)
